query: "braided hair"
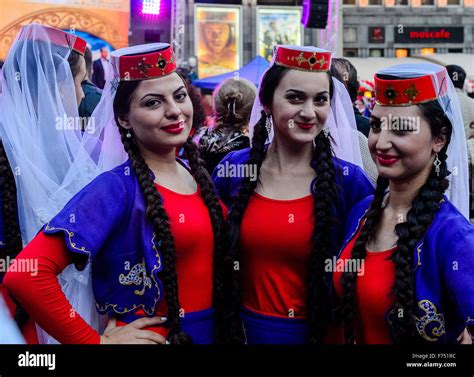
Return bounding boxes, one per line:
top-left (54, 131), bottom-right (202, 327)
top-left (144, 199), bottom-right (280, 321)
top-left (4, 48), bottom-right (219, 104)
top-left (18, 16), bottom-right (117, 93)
top-left (113, 73), bottom-right (227, 344)
top-left (0, 141), bottom-right (27, 327)
top-left (223, 64), bottom-right (338, 344)
top-left (340, 99), bottom-right (452, 344)
top-left (0, 142), bottom-right (22, 260)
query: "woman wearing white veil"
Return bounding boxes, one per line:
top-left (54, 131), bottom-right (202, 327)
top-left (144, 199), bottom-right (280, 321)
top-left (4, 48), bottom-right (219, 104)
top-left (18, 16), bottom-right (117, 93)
top-left (212, 45), bottom-right (374, 344)
top-left (334, 63), bottom-right (473, 344)
top-left (4, 42), bottom-right (229, 344)
top-left (0, 23), bottom-right (106, 344)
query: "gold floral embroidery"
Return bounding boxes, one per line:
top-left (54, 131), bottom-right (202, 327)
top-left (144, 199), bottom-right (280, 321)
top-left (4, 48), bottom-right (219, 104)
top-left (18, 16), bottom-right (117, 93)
top-left (119, 260), bottom-right (152, 296)
top-left (415, 300), bottom-right (445, 342)
top-left (44, 224), bottom-right (90, 255)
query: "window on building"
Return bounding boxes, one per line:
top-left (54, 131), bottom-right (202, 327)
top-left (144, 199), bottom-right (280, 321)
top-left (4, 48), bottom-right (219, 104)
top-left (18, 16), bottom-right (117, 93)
top-left (447, 0), bottom-right (460, 4)
top-left (395, 48), bottom-right (409, 58)
top-left (395, 0), bottom-right (409, 4)
top-left (344, 27), bottom-right (358, 42)
top-left (368, 0), bottom-right (383, 4)
top-left (343, 0), bottom-right (357, 5)
top-left (420, 48), bottom-right (436, 55)
top-left (421, 0), bottom-right (434, 5)
top-left (370, 49), bottom-right (384, 57)
top-left (343, 49), bottom-right (358, 57)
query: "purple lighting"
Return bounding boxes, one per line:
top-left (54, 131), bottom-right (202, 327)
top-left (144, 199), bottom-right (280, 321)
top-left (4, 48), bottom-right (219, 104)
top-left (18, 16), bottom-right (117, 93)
top-left (142, 0), bottom-right (161, 15)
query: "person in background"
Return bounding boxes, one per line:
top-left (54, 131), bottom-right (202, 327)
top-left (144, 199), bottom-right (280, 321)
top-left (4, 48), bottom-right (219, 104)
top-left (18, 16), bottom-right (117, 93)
top-left (194, 78), bottom-right (256, 173)
top-left (331, 58), bottom-right (370, 137)
top-left (67, 45), bottom-right (87, 106)
top-left (446, 65), bottom-right (474, 141)
top-left (330, 58), bottom-right (377, 182)
top-left (80, 47), bottom-right (102, 122)
top-left (446, 65), bottom-right (474, 219)
top-left (92, 47), bottom-right (109, 89)
top-left (335, 63), bottom-right (473, 344)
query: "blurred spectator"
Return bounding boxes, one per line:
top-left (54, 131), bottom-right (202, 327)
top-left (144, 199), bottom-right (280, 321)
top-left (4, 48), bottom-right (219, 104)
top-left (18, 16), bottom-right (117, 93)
top-left (92, 47), bottom-right (109, 89)
top-left (67, 49), bottom-right (87, 107)
top-left (330, 58), bottom-right (377, 182)
top-left (446, 65), bottom-right (474, 140)
top-left (194, 78), bottom-right (256, 173)
top-left (80, 47), bottom-right (102, 122)
top-left (447, 65), bottom-right (474, 220)
top-left (331, 58), bottom-right (370, 137)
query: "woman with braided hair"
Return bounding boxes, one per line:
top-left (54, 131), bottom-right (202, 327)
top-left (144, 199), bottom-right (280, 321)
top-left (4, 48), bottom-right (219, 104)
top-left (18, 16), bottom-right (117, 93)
top-left (212, 45), bottom-right (374, 344)
top-left (4, 43), bottom-right (228, 344)
top-left (194, 78), bottom-right (256, 173)
top-left (334, 63), bottom-right (474, 344)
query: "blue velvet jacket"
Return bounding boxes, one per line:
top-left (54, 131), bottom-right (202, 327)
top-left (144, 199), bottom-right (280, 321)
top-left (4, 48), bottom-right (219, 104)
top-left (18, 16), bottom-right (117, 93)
top-left (211, 147), bottom-right (375, 290)
top-left (44, 160), bottom-right (165, 320)
top-left (339, 195), bottom-right (474, 343)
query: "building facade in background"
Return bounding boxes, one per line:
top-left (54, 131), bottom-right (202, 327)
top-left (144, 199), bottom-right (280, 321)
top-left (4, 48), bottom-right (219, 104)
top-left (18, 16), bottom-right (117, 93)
top-left (343, 0), bottom-right (474, 57)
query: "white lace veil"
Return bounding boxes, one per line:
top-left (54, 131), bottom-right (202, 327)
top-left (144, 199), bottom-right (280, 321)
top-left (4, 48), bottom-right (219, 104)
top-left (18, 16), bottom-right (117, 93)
top-left (249, 45), bottom-right (363, 169)
top-left (376, 63), bottom-right (469, 219)
top-left (0, 23), bottom-right (107, 344)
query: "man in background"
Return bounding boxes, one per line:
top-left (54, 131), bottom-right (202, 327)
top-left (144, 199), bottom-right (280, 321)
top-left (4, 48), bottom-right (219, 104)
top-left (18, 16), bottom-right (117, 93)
top-left (80, 47), bottom-right (102, 121)
top-left (92, 47), bottom-right (109, 89)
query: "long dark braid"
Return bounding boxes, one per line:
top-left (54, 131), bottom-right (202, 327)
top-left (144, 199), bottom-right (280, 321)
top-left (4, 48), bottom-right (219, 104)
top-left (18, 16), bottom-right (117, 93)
top-left (181, 139), bottom-right (228, 343)
top-left (307, 131), bottom-right (339, 344)
top-left (0, 141), bottom-right (27, 327)
top-left (224, 111), bottom-right (268, 343)
top-left (113, 74), bottom-right (227, 344)
top-left (391, 146), bottom-right (449, 343)
top-left (0, 141), bottom-right (22, 259)
top-left (224, 65), bottom-right (338, 344)
top-left (340, 100), bottom-right (451, 344)
top-left (117, 126), bottom-right (190, 343)
top-left (340, 176), bottom-right (389, 344)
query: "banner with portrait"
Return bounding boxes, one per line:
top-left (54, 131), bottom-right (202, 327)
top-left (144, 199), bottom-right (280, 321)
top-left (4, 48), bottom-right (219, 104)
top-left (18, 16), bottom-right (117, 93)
top-left (257, 7), bottom-right (303, 62)
top-left (194, 5), bottom-right (241, 79)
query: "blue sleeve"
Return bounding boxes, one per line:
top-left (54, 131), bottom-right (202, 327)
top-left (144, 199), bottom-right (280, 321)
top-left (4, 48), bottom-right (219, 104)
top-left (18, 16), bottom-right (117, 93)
top-left (344, 164), bottom-right (375, 209)
top-left (441, 223), bottom-right (474, 330)
top-left (43, 169), bottom-right (130, 264)
top-left (211, 151), bottom-right (237, 208)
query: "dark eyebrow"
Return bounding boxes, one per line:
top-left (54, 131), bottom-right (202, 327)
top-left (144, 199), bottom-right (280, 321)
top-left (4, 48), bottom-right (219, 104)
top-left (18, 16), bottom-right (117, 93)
top-left (285, 89), bottom-right (329, 96)
top-left (140, 86), bottom-right (186, 101)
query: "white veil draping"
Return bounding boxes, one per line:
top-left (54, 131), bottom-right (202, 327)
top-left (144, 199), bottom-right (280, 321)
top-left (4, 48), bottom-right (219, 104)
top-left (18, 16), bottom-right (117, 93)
top-left (376, 63), bottom-right (469, 219)
top-left (0, 23), bottom-right (108, 343)
top-left (249, 45), bottom-right (364, 169)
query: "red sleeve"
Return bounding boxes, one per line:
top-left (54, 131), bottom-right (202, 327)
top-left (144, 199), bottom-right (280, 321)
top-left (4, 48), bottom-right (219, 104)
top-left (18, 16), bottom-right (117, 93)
top-left (3, 232), bottom-right (100, 344)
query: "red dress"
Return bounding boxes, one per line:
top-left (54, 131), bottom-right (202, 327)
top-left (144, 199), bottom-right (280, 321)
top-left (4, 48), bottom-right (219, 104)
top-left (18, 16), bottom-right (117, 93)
top-left (333, 223), bottom-right (396, 344)
top-left (3, 183), bottom-right (226, 344)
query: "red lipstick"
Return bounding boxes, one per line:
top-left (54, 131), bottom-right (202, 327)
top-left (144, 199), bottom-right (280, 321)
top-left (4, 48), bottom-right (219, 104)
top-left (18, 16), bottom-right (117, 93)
top-left (377, 153), bottom-right (400, 166)
top-left (161, 121), bottom-right (184, 134)
top-left (295, 122), bottom-right (315, 130)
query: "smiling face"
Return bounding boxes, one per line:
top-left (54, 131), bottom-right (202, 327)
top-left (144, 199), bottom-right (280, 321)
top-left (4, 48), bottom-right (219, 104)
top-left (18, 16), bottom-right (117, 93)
top-left (266, 69), bottom-right (331, 145)
top-left (369, 104), bottom-right (447, 182)
top-left (117, 72), bottom-right (193, 153)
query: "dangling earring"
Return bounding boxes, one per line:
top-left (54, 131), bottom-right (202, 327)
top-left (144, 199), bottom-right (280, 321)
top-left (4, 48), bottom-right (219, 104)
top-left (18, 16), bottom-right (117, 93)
top-left (323, 127), bottom-right (329, 138)
top-left (265, 113), bottom-right (272, 135)
top-left (433, 152), bottom-right (441, 177)
top-left (126, 129), bottom-right (132, 139)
